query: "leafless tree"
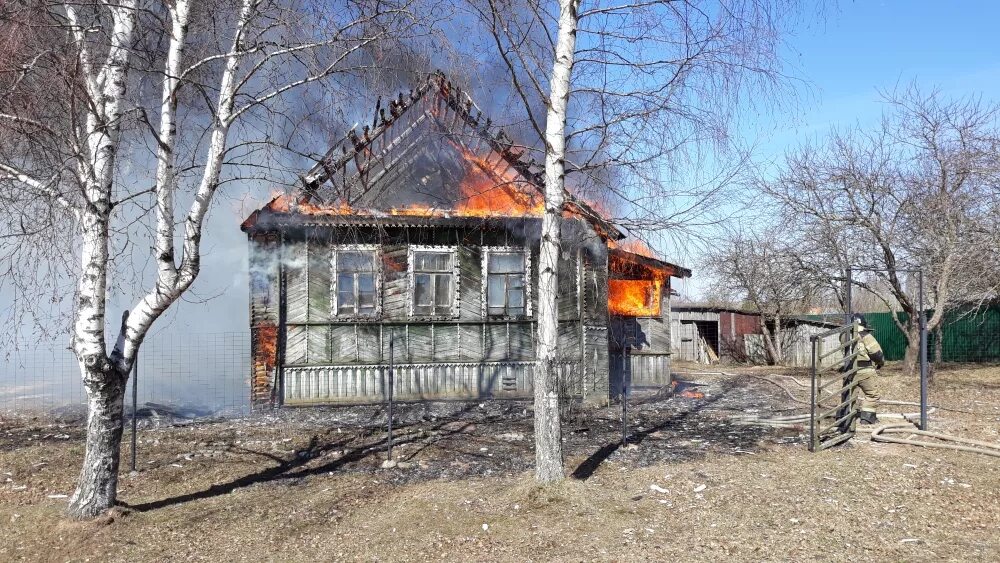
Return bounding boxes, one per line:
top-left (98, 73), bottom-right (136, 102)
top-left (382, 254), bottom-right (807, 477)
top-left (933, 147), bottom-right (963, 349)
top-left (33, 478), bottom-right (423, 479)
top-left (0, 0), bottom-right (429, 518)
top-left (705, 229), bottom-right (818, 364)
top-left (765, 85), bottom-right (1000, 374)
top-left (463, 0), bottom-right (796, 481)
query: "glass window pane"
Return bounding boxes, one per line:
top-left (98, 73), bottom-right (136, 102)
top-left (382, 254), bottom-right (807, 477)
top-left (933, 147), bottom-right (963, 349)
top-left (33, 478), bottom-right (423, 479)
top-left (487, 275), bottom-right (504, 308)
top-left (358, 274), bottom-right (375, 315)
top-left (337, 273), bottom-right (354, 314)
top-left (339, 251), bottom-right (373, 272)
top-left (356, 273), bottom-right (375, 315)
top-left (414, 253), bottom-right (429, 271)
top-left (358, 291), bottom-right (375, 311)
top-left (338, 274), bottom-right (354, 298)
top-left (415, 252), bottom-right (451, 272)
top-left (358, 273), bottom-right (374, 293)
top-left (508, 285), bottom-right (524, 308)
top-left (488, 252), bottom-right (524, 274)
top-left (434, 274), bottom-right (452, 308)
top-left (414, 273), bottom-right (432, 307)
top-left (507, 306), bottom-right (525, 316)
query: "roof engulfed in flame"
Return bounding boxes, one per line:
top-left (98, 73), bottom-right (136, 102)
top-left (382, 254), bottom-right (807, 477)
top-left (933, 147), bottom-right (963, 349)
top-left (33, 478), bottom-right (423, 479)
top-left (608, 238), bottom-right (657, 260)
top-left (262, 136), bottom-right (544, 220)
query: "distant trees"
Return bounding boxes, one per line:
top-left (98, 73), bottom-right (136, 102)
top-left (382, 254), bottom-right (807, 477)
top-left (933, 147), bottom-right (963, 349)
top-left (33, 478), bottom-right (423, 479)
top-left (760, 86), bottom-right (1000, 373)
top-left (705, 230), bottom-right (819, 365)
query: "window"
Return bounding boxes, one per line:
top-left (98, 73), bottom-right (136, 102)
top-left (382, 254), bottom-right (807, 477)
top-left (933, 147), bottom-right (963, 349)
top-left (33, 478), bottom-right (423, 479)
top-left (334, 248), bottom-right (377, 316)
top-left (485, 249), bottom-right (529, 317)
top-left (411, 248), bottom-right (457, 316)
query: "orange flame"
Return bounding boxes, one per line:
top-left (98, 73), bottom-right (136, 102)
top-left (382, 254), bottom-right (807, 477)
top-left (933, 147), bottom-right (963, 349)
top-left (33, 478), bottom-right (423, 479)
top-left (265, 139), bottom-right (546, 219)
top-left (254, 324), bottom-right (278, 366)
top-left (671, 381), bottom-right (705, 399)
top-left (608, 238), bottom-right (657, 260)
top-left (449, 141), bottom-right (544, 217)
top-left (608, 279), bottom-right (662, 316)
top-left (267, 193), bottom-right (360, 216)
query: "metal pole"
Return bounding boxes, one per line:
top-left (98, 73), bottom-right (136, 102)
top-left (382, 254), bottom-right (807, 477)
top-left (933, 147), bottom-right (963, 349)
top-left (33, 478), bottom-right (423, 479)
top-left (845, 267), bottom-right (853, 324)
top-left (387, 331), bottom-right (394, 461)
top-left (809, 338), bottom-right (817, 452)
top-left (919, 269), bottom-right (928, 430)
top-left (621, 348), bottom-right (628, 447)
top-left (130, 354), bottom-right (138, 472)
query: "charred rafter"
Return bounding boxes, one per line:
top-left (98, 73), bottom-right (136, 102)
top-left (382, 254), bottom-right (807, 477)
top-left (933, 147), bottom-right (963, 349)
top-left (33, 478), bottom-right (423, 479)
top-left (294, 72), bottom-right (621, 239)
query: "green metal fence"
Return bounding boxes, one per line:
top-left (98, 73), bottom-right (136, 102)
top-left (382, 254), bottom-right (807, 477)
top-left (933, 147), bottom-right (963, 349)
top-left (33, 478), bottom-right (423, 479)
top-left (809, 305), bottom-right (1000, 363)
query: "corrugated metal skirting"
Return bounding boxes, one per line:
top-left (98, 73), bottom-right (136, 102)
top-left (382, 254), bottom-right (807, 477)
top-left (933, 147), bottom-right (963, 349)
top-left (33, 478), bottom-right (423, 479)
top-left (282, 362), bottom-right (579, 404)
top-left (609, 352), bottom-right (672, 396)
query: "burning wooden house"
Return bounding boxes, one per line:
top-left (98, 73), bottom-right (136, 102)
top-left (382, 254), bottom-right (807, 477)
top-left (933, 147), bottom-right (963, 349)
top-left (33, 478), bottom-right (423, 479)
top-left (241, 73), bottom-right (691, 408)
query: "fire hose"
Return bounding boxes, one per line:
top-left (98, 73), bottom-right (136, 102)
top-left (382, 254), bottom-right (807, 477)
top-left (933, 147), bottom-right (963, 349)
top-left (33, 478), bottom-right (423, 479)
top-left (678, 370), bottom-right (1000, 457)
top-left (867, 423), bottom-right (1000, 458)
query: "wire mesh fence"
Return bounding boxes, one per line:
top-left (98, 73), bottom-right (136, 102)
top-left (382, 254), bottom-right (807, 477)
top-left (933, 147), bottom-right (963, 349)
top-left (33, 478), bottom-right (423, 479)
top-left (1, 332), bottom-right (251, 417)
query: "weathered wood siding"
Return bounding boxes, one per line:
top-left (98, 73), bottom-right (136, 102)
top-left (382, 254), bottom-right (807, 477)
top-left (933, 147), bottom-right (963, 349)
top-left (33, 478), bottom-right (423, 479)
top-left (251, 220), bottom-right (613, 407)
top-left (609, 292), bottom-right (674, 393)
top-left (283, 361), bottom-right (582, 404)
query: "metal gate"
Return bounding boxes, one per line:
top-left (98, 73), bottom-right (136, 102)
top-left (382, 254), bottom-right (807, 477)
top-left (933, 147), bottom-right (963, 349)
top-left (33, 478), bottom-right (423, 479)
top-left (809, 320), bottom-right (863, 452)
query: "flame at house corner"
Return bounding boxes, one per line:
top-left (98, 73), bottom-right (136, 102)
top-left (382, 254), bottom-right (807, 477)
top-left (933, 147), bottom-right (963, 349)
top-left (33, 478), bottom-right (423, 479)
top-left (254, 324), bottom-right (278, 366)
top-left (607, 240), bottom-right (673, 317)
top-left (608, 279), bottom-right (663, 316)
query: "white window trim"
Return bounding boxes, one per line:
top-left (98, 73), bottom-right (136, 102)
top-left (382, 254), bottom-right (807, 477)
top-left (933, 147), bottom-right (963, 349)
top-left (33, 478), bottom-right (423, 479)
top-left (481, 246), bottom-right (532, 319)
top-left (408, 245), bottom-right (460, 318)
top-left (330, 244), bottom-right (382, 319)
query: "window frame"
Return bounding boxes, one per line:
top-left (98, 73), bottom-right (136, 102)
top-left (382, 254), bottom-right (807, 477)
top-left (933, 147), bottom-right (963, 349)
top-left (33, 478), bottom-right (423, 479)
top-left (330, 244), bottom-right (381, 319)
top-left (481, 246), bottom-right (532, 319)
top-left (408, 245), bottom-right (460, 318)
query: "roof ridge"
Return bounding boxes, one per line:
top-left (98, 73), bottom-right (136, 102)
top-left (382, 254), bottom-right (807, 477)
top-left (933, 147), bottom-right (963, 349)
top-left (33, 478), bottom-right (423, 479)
top-left (299, 71), bottom-right (547, 199)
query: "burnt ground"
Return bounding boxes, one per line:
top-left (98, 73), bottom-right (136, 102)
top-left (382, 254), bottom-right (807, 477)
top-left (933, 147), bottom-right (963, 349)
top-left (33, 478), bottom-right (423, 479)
top-left (1, 364), bottom-right (999, 562)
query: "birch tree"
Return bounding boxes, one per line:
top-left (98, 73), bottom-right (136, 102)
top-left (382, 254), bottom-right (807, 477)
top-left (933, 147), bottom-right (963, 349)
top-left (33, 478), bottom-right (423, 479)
top-left (531, 0), bottom-right (578, 484)
top-left (464, 0), bottom-right (794, 481)
top-left (0, 0), bottom-right (425, 518)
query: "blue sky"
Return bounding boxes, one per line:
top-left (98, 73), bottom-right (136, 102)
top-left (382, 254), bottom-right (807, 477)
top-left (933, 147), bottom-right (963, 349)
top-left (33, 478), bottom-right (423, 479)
top-left (669, 0), bottom-right (1000, 297)
top-left (753, 0), bottom-right (999, 160)
top-left (7, 1), bottom-right (998, 340)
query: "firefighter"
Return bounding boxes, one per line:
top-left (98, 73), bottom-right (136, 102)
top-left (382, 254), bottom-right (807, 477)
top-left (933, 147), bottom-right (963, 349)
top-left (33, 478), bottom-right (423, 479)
top-left (853, 313), bottom-right (885, 424)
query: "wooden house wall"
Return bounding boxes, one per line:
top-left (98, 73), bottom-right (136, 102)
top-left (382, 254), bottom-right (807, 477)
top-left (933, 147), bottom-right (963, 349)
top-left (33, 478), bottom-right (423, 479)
top-left (249, 220), bottom-right (613, 407)
top-left (609, 292), bottom-right (674, 394)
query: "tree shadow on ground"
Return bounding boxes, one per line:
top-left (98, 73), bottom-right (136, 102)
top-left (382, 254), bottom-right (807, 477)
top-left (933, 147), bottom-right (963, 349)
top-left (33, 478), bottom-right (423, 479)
top-left (122, 378), bottom-right (789, 513)
top-left (571, 380), bottom-right (752, 480)
top-left (123, 403), bottom-right (484, 513)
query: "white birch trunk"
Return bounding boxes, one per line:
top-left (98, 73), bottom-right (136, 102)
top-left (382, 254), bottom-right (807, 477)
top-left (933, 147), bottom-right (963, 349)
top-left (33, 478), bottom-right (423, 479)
top-left (534, 0), bottom-right (579, 484)
top-left (68, 2), bottom-right (138, 519)
top-left (7, 0), bottom-right (371, 518)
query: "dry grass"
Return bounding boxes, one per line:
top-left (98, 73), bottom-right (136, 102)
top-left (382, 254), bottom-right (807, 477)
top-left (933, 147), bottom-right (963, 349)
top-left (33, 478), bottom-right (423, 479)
top-left (1, 364), bottom-right (998, 562)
